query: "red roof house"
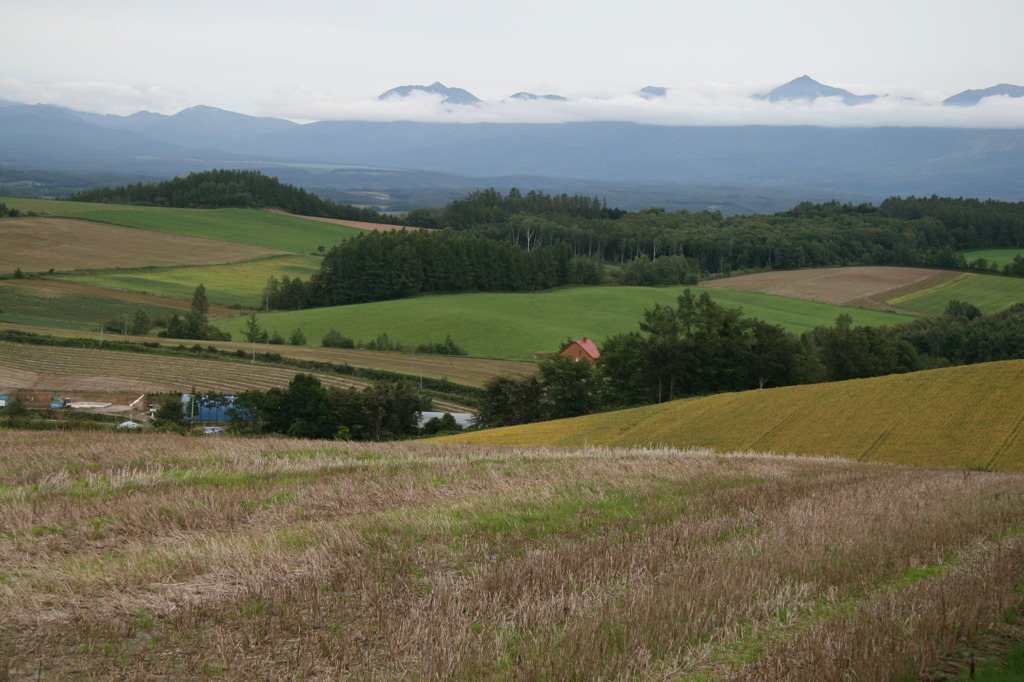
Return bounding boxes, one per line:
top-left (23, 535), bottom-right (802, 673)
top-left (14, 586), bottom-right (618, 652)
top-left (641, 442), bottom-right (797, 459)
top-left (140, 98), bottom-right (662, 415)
top-left (559, 338), bottom-right (600, 363)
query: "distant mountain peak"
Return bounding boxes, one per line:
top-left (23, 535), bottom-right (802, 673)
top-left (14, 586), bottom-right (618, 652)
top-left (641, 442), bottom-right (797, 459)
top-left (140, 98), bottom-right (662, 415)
top-left (759, 75), bottom-right (878, 105)
top-left (508, 92), bottom-right (568, 102)
top-left (637, 86), bottom-right (669, 99)
top-left (943, 83), bottom-right (1024, 107)
top-left (378, 82), bottom-right (482, 105)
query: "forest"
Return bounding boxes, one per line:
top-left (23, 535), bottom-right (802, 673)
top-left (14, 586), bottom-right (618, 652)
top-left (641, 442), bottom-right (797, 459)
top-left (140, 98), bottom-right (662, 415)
top-left (68, 169), bottom-right (391, 223)
top-left (62, 172), bottom-right (1024, 310)
top-left (271, 190), bottom-right (1024, 309)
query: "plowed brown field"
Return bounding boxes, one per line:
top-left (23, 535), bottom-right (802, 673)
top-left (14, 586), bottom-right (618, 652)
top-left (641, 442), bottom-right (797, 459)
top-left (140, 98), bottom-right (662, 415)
top-left (700, 266), bottom-right (961, 313)
top-left (0, 217), bottom-right (283, 274)
top-left (263, 209), bottom-right (418, 232)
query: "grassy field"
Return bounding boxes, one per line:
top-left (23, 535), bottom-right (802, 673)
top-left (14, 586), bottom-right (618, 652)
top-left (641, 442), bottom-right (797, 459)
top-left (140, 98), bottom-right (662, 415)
top-left (2, 198), bottom-right (365, 253)
top-left (55, 254), bottom-right (323, 309)
top-left (216, 286), bottom-right (917, 360)
top-left (438, 359), bottom-right (1024, 471)
top-left (887, 272), bottom-right (1024, 315)
top-left (964, 248), bottom-right (1024, 266)
top-left (0, 281), bottom-right (188, 332)
top-left (0, 431), bottom-right (1021, 679)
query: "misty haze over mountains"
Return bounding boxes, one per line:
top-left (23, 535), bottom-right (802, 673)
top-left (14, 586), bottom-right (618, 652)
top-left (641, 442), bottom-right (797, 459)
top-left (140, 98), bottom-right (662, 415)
top-left (1, 75), bottom-right (1023, 213)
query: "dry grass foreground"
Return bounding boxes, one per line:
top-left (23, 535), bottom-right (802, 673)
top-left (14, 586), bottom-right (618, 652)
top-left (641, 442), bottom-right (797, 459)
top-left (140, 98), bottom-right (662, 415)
top-left (0, 217), bottom-right (284, 274)
top-left (701, 266), bottom-right (962, 313)
top-left (0, 431), bottom-right (1022, 680)
top-left (438, 359), bottom-right (1024, 472)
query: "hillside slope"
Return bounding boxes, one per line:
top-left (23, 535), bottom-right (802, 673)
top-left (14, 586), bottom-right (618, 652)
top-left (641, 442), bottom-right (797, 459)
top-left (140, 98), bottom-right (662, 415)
top-left (438, 360), bottom-right (1024, 471)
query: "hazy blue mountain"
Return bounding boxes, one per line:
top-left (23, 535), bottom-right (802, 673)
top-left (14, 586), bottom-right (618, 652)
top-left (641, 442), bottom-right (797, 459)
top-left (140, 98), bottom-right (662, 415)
top-left (0, 103), bottom-right (253, 174)
top-left (759, 75), bottom-right (878, 104)
top-left (508, 92), bottom-right (568, 101)
top-left (82, 105), bottom-right (299, 148)
top-left (637, 86), bottom-right (669, 99)
top-left (2, 99), bottom-right (1023, 205)
top-left (377, 82), bottom-right (482, 105)
top-left (943, 84), bottom-right (1024, 106)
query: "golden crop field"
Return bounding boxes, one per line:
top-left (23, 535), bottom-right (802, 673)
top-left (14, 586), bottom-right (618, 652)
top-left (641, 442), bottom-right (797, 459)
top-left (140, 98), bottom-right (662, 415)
top-left (439, 359), bottom-right (1024, 471)
top-left (0, 431), bottom-right (1021, 679)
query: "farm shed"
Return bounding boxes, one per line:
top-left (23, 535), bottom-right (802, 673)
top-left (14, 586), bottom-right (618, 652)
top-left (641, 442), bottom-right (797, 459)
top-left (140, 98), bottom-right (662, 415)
top-left (559, 338), bottom-right (600, 363)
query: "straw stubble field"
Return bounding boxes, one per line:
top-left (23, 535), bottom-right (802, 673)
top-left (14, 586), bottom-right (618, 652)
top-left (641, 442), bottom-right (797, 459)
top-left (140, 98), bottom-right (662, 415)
top-left (1, 430), bottom-right (1022, 680)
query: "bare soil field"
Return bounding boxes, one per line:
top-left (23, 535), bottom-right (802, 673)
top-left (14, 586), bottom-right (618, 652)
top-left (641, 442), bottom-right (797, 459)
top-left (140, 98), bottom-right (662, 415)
top-left (701, 266), bottom-right (962, 313)
top-left (0, 341), bottom-right (474, 413)
top-left (0, 217), bottom-right (284, 274)
top-left (264, 209), bottom-right (419, 232)
top-left (0, 341), bottom-right (372, 397)
top-left (0, 323), bottom-right (537, 387)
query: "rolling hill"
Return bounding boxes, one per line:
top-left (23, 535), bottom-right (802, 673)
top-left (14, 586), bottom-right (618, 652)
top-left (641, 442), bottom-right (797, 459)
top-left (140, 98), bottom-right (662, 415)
top-left (214, 286), bottom-right (917, 360)
top-left (436, 359), bottom-right (1024, 471)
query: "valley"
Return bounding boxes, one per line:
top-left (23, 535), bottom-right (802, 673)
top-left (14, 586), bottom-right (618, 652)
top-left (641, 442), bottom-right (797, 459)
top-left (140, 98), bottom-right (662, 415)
top-left (2, 179), bottom-right (1024, 680)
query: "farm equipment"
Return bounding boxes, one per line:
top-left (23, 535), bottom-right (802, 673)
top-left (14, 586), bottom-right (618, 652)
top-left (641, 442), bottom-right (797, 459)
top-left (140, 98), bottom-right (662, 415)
top-left (50, 397), bottom-right (72, 409)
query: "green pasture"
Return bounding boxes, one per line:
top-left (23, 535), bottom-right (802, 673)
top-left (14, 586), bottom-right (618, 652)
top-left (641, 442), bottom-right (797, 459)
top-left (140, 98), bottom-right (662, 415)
top-left (216, 286), bottom-right (917, 360)
top-left (0, 283), bottom-right (182, 332)
top-left (963, 248), bottom-right (1024, 267)
top-left (55, 255), bottom-right (322, 309)
top-left (2, 198), bottom-right (365, 253)
top-left (888, 272), bottom-right (1024, 315)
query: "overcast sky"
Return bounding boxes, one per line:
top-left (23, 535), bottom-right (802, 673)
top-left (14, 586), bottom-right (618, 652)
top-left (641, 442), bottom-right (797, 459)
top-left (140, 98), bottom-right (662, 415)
top-left (4, 0), bottom-right (1023, 126)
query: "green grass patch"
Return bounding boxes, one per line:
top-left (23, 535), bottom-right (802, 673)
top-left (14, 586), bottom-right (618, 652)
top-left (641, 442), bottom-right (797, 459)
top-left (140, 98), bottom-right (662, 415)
top-left (215, 286), bottom-right (916, 360)
top-left (888, 272), bottom-right (1024, 315)
top-left (0, 282), bottom-right (183, 331)
top-left (55, 254), bottom-right (322, 309)
top-left (2, 198), bottom-right (365, 253)
top-left (964, 249), bottom-right (1024, 267)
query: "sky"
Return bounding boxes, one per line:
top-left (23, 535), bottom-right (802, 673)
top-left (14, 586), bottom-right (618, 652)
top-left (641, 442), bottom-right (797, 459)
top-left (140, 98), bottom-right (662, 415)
top-left (3, 0), bottom-right (1023, 127)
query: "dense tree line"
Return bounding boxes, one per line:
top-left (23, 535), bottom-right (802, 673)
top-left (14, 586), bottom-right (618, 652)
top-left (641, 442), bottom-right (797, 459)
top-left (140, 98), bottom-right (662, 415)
top-left (301, 230), bottom-right (599, 307)
top-left (407, 191), bottom-right (1024, 279)
top-left (475, 292), bottom-right (1024, 428)
top-left (404, 187), bottom-right (626, 230)
top-left (67, 169), bottom-right (390, 223)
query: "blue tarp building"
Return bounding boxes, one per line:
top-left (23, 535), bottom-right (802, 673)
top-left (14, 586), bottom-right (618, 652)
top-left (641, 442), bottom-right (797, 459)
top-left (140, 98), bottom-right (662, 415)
top-left (181, 394), bottom-right (237, 422)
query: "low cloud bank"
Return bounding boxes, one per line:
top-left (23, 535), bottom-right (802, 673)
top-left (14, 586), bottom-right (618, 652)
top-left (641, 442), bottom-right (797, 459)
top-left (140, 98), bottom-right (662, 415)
top-left (262, 83), bottom-right (1024, 128)
top-left (5, 78), bottom-right (1024, 129)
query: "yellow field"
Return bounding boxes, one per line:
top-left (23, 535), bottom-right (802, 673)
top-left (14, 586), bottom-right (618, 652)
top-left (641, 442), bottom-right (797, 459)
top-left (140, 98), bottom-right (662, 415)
top-left (438, 360), bottom-right (1024, 471)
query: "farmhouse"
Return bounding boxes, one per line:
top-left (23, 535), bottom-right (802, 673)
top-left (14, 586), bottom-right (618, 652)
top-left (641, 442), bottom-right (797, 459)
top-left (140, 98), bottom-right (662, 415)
top-left (559, 338), bottom-right (600, 363)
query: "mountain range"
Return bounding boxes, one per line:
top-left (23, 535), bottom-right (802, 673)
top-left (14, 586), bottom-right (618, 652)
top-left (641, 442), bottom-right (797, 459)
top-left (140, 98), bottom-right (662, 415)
top-left (371, 76), bottom-right (1023, 107)
top-left (1, 76), bottom-right (1023, 212)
